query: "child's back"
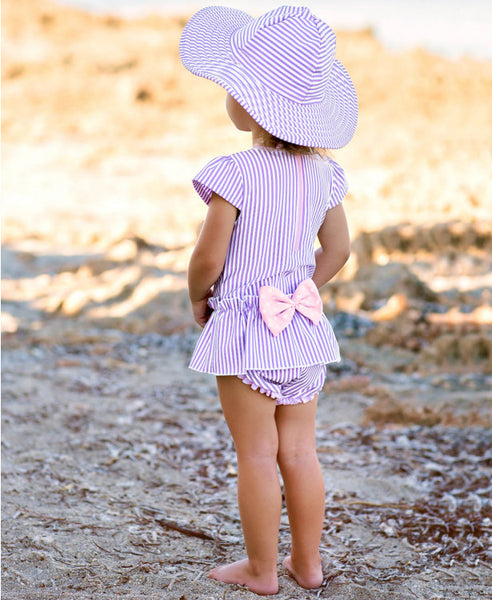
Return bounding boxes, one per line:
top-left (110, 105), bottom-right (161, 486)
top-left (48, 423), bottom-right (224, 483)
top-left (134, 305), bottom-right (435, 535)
top-left (190, 147), bottom-right (346, 374)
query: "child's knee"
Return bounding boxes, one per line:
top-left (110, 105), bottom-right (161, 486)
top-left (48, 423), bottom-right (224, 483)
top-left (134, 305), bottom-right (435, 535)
top-left (237, 444), bottom-right (278, 468)
top-left (277, 443), bottom-right (317, 471)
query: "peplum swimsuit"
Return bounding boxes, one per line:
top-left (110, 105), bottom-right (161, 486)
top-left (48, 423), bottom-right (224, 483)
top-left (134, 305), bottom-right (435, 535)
top-left (189, 146), bottom-right (348, 404)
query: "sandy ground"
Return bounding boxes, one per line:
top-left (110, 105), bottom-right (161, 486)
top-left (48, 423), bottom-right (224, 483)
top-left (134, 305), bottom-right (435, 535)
top-left (2, 1), bottom-right (492, 598)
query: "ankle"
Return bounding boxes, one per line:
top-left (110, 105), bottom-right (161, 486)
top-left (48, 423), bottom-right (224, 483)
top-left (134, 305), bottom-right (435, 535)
top-left (283, 554), bottom-right (323, 590)
top-left (290, 551), bottom-right (321, 571)
top-left (248, 558), bottom-right (278, 579)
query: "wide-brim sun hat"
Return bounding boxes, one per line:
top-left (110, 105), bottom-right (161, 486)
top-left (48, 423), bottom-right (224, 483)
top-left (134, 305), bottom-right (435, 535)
top-left (179, 5), bottom-right (358, 149)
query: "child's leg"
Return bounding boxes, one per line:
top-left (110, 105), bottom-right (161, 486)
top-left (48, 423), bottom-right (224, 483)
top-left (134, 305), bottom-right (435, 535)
top-left (275, 397), bottom-right (325, 589)
top-left (210, 375), bottom-right (281, 595)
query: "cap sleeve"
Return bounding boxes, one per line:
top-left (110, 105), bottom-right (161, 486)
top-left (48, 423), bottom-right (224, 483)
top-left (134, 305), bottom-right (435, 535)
top-left (327, 158), bottom-right (348, 209)
top-left (192, 155), bottom-right (243, 211)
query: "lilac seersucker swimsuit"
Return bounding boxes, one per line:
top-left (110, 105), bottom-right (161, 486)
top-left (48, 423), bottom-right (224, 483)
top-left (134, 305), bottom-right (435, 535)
top-left (189, 146), bottom-right (348, 405)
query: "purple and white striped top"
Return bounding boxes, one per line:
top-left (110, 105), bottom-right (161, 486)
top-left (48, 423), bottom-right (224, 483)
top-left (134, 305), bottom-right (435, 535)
top-left (189, 146), bottom-right (348, 375)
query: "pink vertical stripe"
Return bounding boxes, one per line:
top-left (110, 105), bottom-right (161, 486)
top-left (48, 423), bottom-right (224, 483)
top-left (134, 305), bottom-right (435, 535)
top-left (294, 154), bottom-right (304, 252)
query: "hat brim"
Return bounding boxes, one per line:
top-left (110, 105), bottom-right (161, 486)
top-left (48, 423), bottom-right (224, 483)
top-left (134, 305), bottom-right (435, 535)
top-left (180, 6), bottom-right (358, 149)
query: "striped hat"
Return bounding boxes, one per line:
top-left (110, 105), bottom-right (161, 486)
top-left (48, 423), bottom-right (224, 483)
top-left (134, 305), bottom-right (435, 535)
top-left (179, 5), bottom-right (358, 149)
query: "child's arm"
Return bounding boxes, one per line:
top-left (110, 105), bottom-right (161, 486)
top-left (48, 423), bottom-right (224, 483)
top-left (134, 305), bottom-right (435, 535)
top-left (188, 193), bottom-right (238, 326)
top-left (312, 203), bottom-right (351, 288)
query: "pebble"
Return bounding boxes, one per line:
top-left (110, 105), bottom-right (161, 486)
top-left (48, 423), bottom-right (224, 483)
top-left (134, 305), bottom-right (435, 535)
top-left (430, 373), bottom-right (491, 392)
top-left (380, 520), bottom-right (398, 537)
top-left (395, 434), bottom-right (412, 449)
top-left (31, 534), bottom-right (55, 547)
top-left (326, 358), bottom-right (363, 377)
top-left (331, 311), bottom-right (375, 338)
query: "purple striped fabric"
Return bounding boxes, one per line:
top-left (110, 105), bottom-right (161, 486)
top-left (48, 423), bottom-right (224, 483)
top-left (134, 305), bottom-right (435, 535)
top-left (189, 147), bottom-right (348, 375)
top-left (229, 6), bottom-right (335, 104)
top-left (179, 6), bottom-right (358, 149)
top-left (238, 364), bottom-right (327, 406)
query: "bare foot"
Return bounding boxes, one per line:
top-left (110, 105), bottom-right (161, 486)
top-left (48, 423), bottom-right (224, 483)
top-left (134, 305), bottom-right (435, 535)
top-left (208, 558), bottom-right (279, 596)
top-left (282, 555), bottom-right (323, 590)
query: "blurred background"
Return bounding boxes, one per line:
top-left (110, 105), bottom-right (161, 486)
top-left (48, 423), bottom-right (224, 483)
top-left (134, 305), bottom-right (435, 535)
top-left (56, 0), bottom-right (492, 59)
top-left (2, 0), bottom-right (491, 364)
top-left (2, 1), bottom-right (492, 597)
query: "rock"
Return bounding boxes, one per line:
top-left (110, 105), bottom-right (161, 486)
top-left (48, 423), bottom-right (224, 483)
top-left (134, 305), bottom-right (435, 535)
top-left (334, 291), bottom-right (365, 313)
top-left (379, 225), bottom-right (403, 253)
top-left (427, 305), bottom-right (492, 327)
top-left (107, 238), bottom-right (139, 261)
top-left (419, 332), bottom-right (492, 370)
top-left (372, 293), bottom-right (408, 321)
top-left (380, 520), bottom-right (397, 537)
top-left (1, 312), bottom-right (19, 333)
top-left (61, 289), bottom-right (89, 315)
top-left (341, 263), bottom-right (437, 309)
top-left (458, 334), bottom-right (491, 367)
top-left (430, 222), bottom-right (453, 249)
top-left (331, 311), bottom-right (375, 338)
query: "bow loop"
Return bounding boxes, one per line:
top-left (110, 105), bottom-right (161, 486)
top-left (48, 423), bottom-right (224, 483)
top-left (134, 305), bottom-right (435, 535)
top-left (259, 279), bottom-right (322, 337)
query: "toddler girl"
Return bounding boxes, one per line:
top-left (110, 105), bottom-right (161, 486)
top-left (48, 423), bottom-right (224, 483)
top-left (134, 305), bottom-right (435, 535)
top-left (180, 5), bottom-right (357, 595)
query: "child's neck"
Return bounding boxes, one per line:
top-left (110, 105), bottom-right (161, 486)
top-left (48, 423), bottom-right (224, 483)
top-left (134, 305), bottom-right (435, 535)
top-left (250, 123), bottom-right (287, 151)
top-left (251, 123), bottom-right (271, 149)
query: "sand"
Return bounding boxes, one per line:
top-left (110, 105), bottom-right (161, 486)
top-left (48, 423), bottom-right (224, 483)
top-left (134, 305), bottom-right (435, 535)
top-left (2, 1), bottom-right (492, 598)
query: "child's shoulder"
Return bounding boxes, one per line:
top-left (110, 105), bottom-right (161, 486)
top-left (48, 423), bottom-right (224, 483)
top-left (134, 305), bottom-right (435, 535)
top-left (199, 148), bottom-right (253, 169)
top-left (199, 149), bottom-right (345, 175)
top-left (325, 155), bottom-right (346, 179)
top-left (200, 148), bottom-right (272, 175)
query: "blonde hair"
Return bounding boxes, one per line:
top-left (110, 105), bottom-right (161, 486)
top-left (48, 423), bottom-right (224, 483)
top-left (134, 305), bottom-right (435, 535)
top-left (259, 130), bottom-right (330, 157)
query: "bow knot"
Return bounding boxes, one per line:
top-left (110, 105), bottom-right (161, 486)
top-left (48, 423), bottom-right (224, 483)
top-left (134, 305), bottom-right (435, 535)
top-left (259, 279), bottom-right (323, 337)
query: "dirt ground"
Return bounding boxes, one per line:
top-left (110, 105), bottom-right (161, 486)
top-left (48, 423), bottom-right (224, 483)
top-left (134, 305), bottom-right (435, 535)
top-left (2, 1), bottom-right (492, 598)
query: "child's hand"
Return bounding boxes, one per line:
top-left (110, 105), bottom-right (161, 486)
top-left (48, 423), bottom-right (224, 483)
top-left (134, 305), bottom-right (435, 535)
top-left (192, 291), bottom-right (213, 328)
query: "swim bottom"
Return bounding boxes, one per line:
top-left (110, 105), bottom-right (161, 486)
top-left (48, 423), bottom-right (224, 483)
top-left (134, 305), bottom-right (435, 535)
top-left (238, 364), bottom-right (327, 406)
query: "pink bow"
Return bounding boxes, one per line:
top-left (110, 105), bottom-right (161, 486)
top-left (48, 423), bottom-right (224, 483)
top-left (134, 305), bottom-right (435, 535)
top-left (259, 279), bottom-right (323, 337)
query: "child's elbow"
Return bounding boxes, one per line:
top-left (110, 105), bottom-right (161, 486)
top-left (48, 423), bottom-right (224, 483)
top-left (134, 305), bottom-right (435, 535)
top-left (191, 250), bottom-right (223, 277)
top-left (339, 244), bottom-right (351, 266)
